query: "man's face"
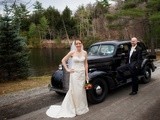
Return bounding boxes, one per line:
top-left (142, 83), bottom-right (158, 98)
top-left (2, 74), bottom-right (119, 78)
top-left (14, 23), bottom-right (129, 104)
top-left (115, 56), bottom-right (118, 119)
top-left (131, 38), bottom-right (137, 47)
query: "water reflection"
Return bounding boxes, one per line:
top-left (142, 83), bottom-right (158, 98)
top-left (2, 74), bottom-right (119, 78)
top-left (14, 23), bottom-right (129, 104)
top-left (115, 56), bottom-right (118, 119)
top-left (29, 48), bottom-right (69, 76)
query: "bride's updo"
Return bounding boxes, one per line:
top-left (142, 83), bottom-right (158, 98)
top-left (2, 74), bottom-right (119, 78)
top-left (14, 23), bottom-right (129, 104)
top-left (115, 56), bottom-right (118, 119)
top-left (74, 39), bottom-right (83, 45)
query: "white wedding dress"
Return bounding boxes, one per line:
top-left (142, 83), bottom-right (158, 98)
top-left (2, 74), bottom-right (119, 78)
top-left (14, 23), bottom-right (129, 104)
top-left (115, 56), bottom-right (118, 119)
top-left (46, 56), bottom-right (89, 118)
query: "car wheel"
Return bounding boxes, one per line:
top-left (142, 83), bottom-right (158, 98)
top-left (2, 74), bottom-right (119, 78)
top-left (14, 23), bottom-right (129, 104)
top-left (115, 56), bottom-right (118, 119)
top-left (141, 66), bottom-right (151, 84)
top-left (87, 78), bottom-right (108, 104)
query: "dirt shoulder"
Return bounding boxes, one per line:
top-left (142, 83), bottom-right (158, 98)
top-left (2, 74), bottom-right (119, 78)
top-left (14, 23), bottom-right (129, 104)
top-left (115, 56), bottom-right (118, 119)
top-left (0, 76), bottom-right (50, 95)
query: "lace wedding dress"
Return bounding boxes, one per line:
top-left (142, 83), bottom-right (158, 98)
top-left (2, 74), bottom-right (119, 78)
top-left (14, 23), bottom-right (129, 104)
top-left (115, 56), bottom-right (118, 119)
top-left (46, 56), bottom-right (89, 118)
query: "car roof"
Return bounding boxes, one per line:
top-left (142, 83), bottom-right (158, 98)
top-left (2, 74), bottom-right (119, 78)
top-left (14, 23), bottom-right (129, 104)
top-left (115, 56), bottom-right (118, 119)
top-left (91, 40), bottom-right (130, 46)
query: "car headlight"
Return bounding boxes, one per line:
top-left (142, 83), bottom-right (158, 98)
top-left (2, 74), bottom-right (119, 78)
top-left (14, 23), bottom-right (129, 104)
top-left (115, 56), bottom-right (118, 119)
top-left (58, 64), bottom-right (62, 70)
top-left (89, 68), bottom-right (96, 72)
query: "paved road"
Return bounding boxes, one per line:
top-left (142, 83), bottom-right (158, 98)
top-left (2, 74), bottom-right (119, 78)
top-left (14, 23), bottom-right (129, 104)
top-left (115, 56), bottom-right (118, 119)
top-left (1, 61), bottom-right (160, 120)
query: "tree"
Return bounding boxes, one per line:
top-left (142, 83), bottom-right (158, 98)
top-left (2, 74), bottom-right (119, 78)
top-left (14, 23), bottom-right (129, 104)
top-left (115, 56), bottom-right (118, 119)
top-left (0, 3), bottom-right (29, 80)
top-left (12, 3), bottom-right (30, 31)
top-left (44, 6), bottom-right (61, 40)
top-left (38, 16), bottom-right (49, 40)
top-left (12, 3), bottom-right (31, 40)
top-left (93, 1), bottom-right (109, 39)
top-left (61, 6), bottom-right (77, 42)
top-left (30, 1), bottom-right (44, 25)
top-left (28, 23), bottom-right (40, 47)
top-left (115, 0), bottom-right (160, 52)
top-left (61, 6), bottom-right (71, 42)
top-left (33, 0), bottom-right (44, 13)
top-left (146, 0), bottom-right (160, 52)
top-left (75, 5), bottom-right (92, 39)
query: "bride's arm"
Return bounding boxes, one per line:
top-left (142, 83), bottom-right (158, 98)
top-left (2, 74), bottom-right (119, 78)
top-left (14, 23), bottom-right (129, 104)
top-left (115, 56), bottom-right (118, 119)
top-left (61, 51), bottom-right (74, 72)
top-left (84, 51), bottom-right (89, 82)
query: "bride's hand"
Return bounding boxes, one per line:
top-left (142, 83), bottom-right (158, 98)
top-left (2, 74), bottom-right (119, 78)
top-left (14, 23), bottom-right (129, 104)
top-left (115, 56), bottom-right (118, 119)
top-left (86, 76), bottom-right (89, 83)
top-left (67, 68), bottom-right (75, 73)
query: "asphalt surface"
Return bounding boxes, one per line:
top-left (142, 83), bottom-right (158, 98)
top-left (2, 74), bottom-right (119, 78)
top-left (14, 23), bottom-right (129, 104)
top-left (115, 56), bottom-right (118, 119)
top-left (0, 60), bottom-right (160, 120)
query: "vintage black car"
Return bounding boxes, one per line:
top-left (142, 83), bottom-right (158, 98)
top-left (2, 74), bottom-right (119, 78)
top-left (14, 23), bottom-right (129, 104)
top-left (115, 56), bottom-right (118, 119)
top-left (48, 40), bottom-right (156, 104)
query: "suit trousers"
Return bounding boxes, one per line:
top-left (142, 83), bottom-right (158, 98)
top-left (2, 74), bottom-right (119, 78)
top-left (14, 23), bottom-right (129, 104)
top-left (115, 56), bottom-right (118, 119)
top-left (117, 63), bottom-right (139, 92)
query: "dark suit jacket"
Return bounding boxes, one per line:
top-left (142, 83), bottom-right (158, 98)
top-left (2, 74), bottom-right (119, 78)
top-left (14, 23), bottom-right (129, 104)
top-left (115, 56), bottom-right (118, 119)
top-left (128, 45), bottom-right (142, 69)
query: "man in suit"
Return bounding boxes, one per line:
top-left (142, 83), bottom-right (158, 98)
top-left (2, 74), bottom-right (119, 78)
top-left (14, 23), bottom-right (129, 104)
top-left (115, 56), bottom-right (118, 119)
top-left (117, 37), bottom-right (142, 95)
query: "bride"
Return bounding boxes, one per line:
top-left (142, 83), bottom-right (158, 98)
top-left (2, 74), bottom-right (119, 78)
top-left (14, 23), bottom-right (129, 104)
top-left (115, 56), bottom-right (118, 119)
top-left (46, 39), bottom-right (89, 118)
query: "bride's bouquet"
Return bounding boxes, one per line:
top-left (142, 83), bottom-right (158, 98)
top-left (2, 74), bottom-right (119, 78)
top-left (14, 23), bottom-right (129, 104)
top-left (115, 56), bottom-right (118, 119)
top-left (85, 80), bottom-right (93, 90)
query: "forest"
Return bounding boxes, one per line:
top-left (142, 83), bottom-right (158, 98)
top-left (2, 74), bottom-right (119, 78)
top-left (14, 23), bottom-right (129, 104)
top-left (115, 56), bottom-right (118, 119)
top-left (1, 0), bottom-right (160, 49)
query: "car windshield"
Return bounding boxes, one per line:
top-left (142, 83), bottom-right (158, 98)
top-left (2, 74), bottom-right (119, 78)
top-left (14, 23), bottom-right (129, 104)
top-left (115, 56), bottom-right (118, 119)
top-left (88, 44), bottom-right (115, 56)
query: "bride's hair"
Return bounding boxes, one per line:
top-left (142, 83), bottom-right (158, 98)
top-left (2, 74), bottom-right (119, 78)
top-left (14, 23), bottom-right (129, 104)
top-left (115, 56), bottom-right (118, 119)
top-left (74, 39), bottom-right (83, 45)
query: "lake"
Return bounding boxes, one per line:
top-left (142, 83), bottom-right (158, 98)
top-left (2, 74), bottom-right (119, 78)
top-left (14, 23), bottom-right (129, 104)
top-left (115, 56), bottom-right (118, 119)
top-left (29, 48), bottom-right (69, 76)
top-left (17, 48), bottom-right (160, 77)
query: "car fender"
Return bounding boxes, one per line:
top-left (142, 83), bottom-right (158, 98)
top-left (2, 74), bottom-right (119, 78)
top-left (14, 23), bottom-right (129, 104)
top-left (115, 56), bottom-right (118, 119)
top-left (51, 70), bottom-right (63, 88)
top-left (141, 59), bottom-right (156, 72)
top-left (52, 70), bottom-right (63, 81)
top-left (89, 71), bottom-right (106, 79)
top-left (88, 71), bottom-right (116, 89)
top-left (141, 59), bottom-right (148, 68)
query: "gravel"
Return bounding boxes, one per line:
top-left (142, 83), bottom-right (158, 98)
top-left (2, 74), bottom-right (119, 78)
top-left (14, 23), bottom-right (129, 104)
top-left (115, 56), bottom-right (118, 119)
top-left (0, 85), bottom-right (49, 107)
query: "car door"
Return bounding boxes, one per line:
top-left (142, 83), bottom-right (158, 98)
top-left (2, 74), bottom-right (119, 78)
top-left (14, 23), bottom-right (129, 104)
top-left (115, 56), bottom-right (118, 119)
top-left (113, 43), bottom-right (131, 80)
top-left (114, 44), bottom-right (129, 69)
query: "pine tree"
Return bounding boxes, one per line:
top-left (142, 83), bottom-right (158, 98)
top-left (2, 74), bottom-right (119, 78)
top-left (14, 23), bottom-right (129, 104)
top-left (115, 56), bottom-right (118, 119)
top-left (0, 4), bottom-right (29, 81)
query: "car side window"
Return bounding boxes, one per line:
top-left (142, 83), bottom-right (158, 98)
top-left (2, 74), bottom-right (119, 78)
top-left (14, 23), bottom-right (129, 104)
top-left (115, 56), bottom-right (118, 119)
top-left (88, 45), bottom-right (99, 56)
top-left (117, 44), bottom-right (129, 54)
top-left (123, 44), bottom-right (129, 54)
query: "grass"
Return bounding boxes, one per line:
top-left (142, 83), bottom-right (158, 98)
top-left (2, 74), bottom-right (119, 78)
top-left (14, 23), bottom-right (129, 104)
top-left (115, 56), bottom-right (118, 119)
top-left (0, 76), bottom-right (50, 95)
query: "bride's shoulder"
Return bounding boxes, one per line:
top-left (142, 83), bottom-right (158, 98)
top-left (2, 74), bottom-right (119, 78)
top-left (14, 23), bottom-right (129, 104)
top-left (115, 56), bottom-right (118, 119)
top-left (82, 50), bottom-right (87, 54)
top-left (82, 50), bottom-right (87, 55)
top-left (68, 50), bottom-right (76, 55)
